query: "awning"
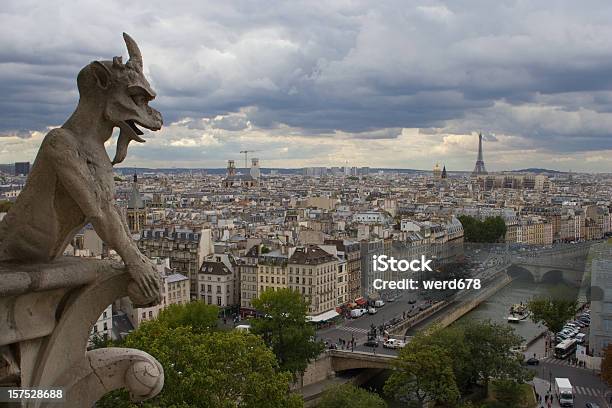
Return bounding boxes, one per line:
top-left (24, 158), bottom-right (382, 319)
top-left (307, 310), bottom-right (340, 323)
top-left (355, 297), bottom-right (367, 306)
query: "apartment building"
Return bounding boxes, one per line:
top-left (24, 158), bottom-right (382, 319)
top-left (324, 239), bottom-right (362, 301)
top-left (198, 260), bottom-right (235, 307)
top-left (120, 258), bottom-right (190, 329)
top-left (288, 246), bottom-right (338, 316)
top-left (138, 226), bottom-right (213, 300)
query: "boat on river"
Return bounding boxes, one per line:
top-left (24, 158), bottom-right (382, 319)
top-left (507, 303), bottom-right (530, 323)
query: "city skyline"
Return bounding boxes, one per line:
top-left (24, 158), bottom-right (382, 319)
top-left (1, 1), bottom-right (612, 172)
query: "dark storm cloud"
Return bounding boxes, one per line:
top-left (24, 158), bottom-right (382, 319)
top-left (1, 0), bottom-right (612, 158)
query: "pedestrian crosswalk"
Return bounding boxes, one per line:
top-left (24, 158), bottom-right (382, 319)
top-left (574, 385), bottom-right (604, 397)
top-left (541, 356), bottom-right (585, 368)
top-left (337, 326), bottom-right (369, 335)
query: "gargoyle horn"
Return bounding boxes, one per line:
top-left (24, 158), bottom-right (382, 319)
top-left (123, 32), bottom-right (143, 71)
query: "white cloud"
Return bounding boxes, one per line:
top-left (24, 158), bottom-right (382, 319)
top-left (0, 1), bottom-right (611, 171)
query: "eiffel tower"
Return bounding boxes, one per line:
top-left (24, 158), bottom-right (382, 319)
top-left (471, 133), bottom-right (488, 176)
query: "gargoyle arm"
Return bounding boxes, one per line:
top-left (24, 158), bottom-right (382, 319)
top-left (45, 129), bottom-right (144, 267)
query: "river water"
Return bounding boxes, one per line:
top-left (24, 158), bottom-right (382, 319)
top-left (456, 275), bottom-right (578, 343)
top-left (362, 274), bottom-right (578, 406)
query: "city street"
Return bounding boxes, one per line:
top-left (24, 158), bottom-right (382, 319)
top-left (315, 293), bottom-right (422, 356)
top-left (525, 336), bottom-right (611, 407)
top-left (531, 362), bottom-right (609, 407)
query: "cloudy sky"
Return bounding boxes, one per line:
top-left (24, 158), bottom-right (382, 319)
top-left (1, 0), bottom-right (612, 172)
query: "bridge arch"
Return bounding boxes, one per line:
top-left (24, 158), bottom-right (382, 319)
top-left (329, 350), bottom-right (395, 372)
top-left (539, 269), bottom-right (565, 284)
top-left (507, 265), bottom-right (535, 282)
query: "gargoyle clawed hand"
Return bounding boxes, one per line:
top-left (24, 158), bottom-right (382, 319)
top-left (0, 33), bottom-right (164, 308)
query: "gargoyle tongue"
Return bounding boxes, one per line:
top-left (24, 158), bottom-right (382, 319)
top-left (112, 120), bottom-right (146, 165)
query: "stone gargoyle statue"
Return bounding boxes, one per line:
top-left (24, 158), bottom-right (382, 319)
top-left (0, 33), bottom-right (165, 406)
top-left (0, 33), bottom-right (162, 307)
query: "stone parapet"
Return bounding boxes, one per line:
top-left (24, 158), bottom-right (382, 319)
top-left (0, 257), bottom-right (164, 407)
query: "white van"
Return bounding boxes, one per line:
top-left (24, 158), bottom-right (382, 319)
top-left (350, 308), bottom-right (367, 318)
top-left (234, 324), bottom-right (251, 333)
top-left (374, 300), bottom-right (385, 308)
top-left (554, 377), bottom-right (574, 407)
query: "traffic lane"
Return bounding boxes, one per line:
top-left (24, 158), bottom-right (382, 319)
top-left (342, 300), bottom-right (428, 331)
top-left (321, 339), bottom-right (401, 357)
top-left (533, 362), bottom-right (609, 407)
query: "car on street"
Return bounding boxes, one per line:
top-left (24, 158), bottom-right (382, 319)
top-left (383, 339), bottom-right (406, 349)
top-left (364, 339), bottom-right (379, 348)
top-left (524, 357), bottom-right (539, 365)
top-left (585, 403), bottom-right (600, 408)
top-left (368, 307), bottom-right (377, 315)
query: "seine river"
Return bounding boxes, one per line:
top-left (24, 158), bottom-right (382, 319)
top-left (362, 274), bottom-right (578, 406)
top-left (456, 274), bottom-right (578, 343)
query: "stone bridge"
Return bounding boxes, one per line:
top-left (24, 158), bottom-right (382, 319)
top-left (508, 242), bottom-right (593, 286)
top-left (329, 349), bottom-right (395, 371)
top-left (300, 350), bottom-right (396, 388)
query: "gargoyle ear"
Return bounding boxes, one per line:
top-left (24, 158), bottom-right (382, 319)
top-left (91, 61), bottom-right (112, 90)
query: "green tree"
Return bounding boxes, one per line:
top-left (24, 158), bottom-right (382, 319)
top-left (97, 320), bottom-right (302, 408)
top-left (318, 383), bottom-right (386, 408)
top-left (157, 301), bottom-right (219, 333)
top-left (492, 379), bottom-right (524, 407)
top-left (384, 339), bottom-right (459, 407)
top-left (251, 288), bottom-right (324, 378)
top-left (458, 215), bottom-right (507, 243)
top-left (527, 288), bottom-right (577, 335)
top-left (90, 333), bottom-right (113, 349)
top-left (0, 200), bottom-right (13, 213)
top-left (421, 325), bottom-right (472, 391)
top-left (460, 320), bottom-right (533, 393)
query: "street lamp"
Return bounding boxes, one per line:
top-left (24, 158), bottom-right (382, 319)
top-left (548, 368), bottom-right (552, 393)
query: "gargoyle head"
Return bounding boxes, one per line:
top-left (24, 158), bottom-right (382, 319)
top-left (77, 33), bottom-right (163, 164)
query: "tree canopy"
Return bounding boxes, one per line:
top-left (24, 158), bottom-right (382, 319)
top-left (384, 320), bottom-right (532, 406)
top-left (318, 383), bottom-right (387, 408)
top-left (250, 288), bottom-right (324, 377)
top-left (156, 300), bottom-right (219, 333)
top-left (385, 339), bottom-right (459, 407)
top-left (527, 288), bottom-right (577, 334)
top-left (458, 215), bottom-right (507, 243)
top-left (0, 200), bottom-right (13, 213)
top-left (97, 320), bottom-right (302, 408)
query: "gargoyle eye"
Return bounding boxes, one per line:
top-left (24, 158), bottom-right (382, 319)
top-left (131, 94), bottom-right (147, 106)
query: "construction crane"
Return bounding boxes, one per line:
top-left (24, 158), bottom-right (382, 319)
top-left (239, 150), bottom-right (258, 169)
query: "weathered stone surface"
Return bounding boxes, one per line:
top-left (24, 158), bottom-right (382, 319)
top-left (0, 33), bottom-right (165, 406)
top-left (0, 33), bottom-right (162, 307)
top-left (0, 259), bottom-right (164, 407)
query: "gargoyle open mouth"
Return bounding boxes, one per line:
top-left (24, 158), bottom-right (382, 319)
top-left (125, 119), bottom-right (144, 136)
top-left (113, 120), bottom-right (148, 165)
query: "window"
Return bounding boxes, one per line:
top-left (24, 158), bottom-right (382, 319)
top-left (217, 296), bottom-right (222, 306)
top-left (103, 322), bottom-right (108, 331)
top-left (149, 311), bottom-right (153, 318)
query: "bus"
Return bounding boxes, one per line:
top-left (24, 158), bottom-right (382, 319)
top-left (555, 338), bottom-right (577, 359)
